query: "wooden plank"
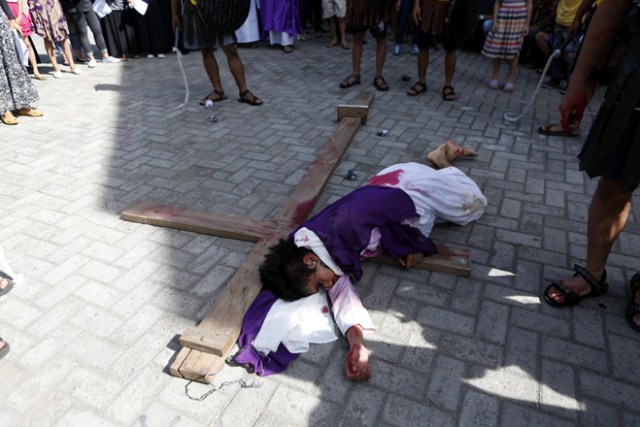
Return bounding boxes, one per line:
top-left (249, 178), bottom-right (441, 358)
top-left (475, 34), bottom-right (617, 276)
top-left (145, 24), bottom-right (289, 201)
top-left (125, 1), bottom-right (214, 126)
top-left (337, 91), bottom-right (375, 124)
top-left (276, 116), bottom-right (361, 225)
top-left (337, 105), bottom-right (369, 125)
top-left (170, 346), bottom-right (227, 383)
top-left (122, 202), bottom-right (290, 242)
top-left (178, 239), bottom-right (270, 355)
top-left (370, 244), bottom-right (471, 277)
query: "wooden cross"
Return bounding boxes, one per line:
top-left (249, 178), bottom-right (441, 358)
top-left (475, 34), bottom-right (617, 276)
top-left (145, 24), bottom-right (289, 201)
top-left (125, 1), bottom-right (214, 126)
top-left (121, 92), bottom-right (471, 383)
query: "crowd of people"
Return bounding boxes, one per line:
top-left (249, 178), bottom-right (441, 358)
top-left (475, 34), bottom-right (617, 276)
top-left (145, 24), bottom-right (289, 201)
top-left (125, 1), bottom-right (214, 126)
top-left (2, 0), bottom-right (638, 384)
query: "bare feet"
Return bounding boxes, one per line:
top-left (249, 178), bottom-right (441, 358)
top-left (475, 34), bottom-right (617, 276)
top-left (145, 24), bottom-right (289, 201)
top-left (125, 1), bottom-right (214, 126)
top-left (426, 140), bottom-right (478, 169)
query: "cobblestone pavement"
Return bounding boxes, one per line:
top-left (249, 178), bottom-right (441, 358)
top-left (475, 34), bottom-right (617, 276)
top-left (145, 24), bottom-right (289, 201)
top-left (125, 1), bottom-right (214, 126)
top-left (1, 32), bottom-right (639, 427)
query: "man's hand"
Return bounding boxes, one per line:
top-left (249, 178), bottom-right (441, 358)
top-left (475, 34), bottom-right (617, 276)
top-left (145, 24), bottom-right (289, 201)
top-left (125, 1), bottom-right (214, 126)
top-left (172, 14), bottom-right (181, 33)
top-left (345, 342), bottom-right (371, 381)
top-left (559, 88), bottom-right (588, 135)
top-left (398, 252), bottom-right (423, 269)
top-left (411, 4), bottom-right (421, 25)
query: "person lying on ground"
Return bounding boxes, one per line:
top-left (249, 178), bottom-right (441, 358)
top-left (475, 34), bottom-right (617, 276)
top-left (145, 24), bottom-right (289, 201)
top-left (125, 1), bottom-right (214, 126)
top-left (234, 141), bottom-right (486, 380)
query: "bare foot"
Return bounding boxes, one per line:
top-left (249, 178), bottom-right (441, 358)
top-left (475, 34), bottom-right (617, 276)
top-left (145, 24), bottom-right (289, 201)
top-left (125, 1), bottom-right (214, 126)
top-left (426, 140), bottom-right (478, 169)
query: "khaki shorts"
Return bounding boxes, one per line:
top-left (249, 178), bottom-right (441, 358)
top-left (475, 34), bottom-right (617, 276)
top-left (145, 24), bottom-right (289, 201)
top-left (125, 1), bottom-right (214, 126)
top-left (322, 0), bottom-right (347, 19)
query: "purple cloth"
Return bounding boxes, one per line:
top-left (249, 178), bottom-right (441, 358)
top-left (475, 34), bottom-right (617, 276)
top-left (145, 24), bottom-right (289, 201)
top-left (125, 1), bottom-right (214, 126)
top-left (295, 185), bottom-right (437, 280)
top-left (234, 290), bottom-right (300, 376)
top-left (259, 0), bottom-right (303, 36)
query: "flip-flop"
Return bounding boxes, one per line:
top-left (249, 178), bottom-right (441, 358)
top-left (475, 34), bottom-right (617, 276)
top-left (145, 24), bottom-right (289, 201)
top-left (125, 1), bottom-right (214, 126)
top-left (538, 124), bottom-right (578, 137)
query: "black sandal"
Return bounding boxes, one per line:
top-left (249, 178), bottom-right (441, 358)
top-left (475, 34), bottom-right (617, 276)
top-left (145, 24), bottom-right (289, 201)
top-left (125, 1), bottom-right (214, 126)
top-left (543, 264), bottom-right (609, 308)
top-left (0, 270), bottom-right (14, 297)
top-left (199, 90), bottom-right (227, 105)
top-left (373, 76), bottom-right (389, 91)
top-left (238, 90), bottom-right (263, 106)
top-left (627, 273), bottom-right (640, 332)
top-left (442, 85), bottom-right (457, 101)
top-left (339, 74), bottom-right (361, 89)
top-left (407, 81), bottom-right (427, 96)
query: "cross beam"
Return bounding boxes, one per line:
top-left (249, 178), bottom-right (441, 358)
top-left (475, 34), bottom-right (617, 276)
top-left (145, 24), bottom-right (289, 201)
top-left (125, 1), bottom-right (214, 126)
top-left (121, 92), bottom-right (470, 383)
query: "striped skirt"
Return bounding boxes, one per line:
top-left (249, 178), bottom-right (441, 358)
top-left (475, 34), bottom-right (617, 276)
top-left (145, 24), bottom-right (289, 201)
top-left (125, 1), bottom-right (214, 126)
top-left (481, 1), bottom-right (527, 60)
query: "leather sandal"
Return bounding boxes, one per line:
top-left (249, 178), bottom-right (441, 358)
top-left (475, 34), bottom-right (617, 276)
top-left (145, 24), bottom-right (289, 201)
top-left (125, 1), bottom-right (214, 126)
top-left (339, 74), bottom-right (361, 89)
top-left (238, 90), bottom-right (263, 106)
top-left (0, 338), bottom-right (9, 359)
top-left (199, 90), bottom-right (227, 106)
top-left (407, 82), bottom-right (426, 96)
top-left (0, 270), bottom-right (13, 297)
top-left (373, 76), bottom-right (389, 91)
top-left (543, 264), bottom-right (609, 308)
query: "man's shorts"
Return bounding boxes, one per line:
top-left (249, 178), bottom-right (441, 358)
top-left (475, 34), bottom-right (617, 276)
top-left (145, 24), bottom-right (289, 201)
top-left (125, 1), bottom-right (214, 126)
top-left (322, 0), bottom-right (347, 19)
top-left (417, 32), bottom-right (457, 52)
top-left (346, 20), bottom-right (387, 39)
top-left (181, 3), bottom-right (238, 50)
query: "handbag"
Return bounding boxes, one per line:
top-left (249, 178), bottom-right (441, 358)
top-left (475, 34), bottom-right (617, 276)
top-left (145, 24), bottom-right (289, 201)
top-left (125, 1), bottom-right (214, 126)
top-left (12, 30), bottom-right (28, 67)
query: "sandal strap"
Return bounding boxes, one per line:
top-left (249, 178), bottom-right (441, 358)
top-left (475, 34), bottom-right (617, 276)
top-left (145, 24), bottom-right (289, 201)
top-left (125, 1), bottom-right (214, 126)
top-left (573, 264), bottom-right (608, 296)
top-left (628, 303), bottom-right (640, 315)
top-left (549, 282), bottom-right (582, 305)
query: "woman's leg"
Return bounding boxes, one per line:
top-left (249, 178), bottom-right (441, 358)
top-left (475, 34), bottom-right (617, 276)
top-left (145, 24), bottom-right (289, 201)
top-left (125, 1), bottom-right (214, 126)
top-left (44, 38), bottom-right (61, 72)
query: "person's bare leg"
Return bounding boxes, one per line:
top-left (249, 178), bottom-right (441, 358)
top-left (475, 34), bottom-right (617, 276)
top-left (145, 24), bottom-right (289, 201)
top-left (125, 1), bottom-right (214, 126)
top-left (426, 140), bottom-right (478, 169)
top-left (506, 56), bottom-right (518, 84)
top-left (202, 48), bottom-right (223, 93)
top-left (25, 37), bottom-right (44, 79)
top-left (60, 38), bottom-right (78, 71)
top-left (221, 44), bottom-right (246, 93)
top-left (444, 49), bottom-right (456, 88)
top-left (417, 45), bottom-right (429, 84)
top-left (351, 31), bottom-right (365, 76)
top-left (44, 39), bottom-right (61, 73)
top-left (547, 177), bottom-right (632, 303)
top-left (327, 16), bottom-right (338, 45)
top-left (535, 32), bottom-right (551, 61)
top-left (374, 36), bottom-right (386, 78)
top-left (338, 18), bottom-right (348, 48)
top-left (491, 58), bottom-right (500, 82)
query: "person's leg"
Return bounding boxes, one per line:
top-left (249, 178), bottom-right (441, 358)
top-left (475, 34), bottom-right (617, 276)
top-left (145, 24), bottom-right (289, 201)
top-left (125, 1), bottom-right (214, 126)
top-left (535, 31), bottom-right (551, 61)
top-left (546, 177), bottom-right (633, 303)
top-left (443, 48), bottom-right (456, 88)
top-left (374, 35), bottom-right (387, 79)
top-left (351, 30), bottom-right (365, 76)
top-left (505, 55), bottom-right (518, 84)
top-left (60, 38), bottom-right (80, 72)
top-left (43, 38), bottom-right (62, 73)
top-left (417, 45), bottom-right (429, 82)
top-left (327, 16), bottom-right (338, 45)
top-left (24, 36), bottom-right (44, 79)
top-left (491, 58), bottom-right (500, 82)
top-left (85, 10), bottom-right (110, 59)
top-left (74, 11), bottom-right (95, 61)
top-left (202, 47), bottom-right (223, 92)
top-left (338, 18), bottom-right (348, 48)
top-left (222, 43), bottom-right (262, 104)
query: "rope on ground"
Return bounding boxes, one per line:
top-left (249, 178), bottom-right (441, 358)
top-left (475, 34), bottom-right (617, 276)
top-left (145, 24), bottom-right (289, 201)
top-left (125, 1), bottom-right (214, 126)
top-left (184, 378), bottom-right (262, 401)
top-left (173, 30), bottom-right (190, 109)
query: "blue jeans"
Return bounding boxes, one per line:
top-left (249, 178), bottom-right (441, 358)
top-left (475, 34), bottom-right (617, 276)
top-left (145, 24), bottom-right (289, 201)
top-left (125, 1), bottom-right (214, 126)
top-left (395, 0), bottom-right (418, 45)
top-left (551, 24), bottom-right (580, 79)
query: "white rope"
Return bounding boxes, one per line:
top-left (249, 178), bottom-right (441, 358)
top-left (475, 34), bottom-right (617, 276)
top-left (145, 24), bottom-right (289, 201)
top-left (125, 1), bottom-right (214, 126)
top-left (173, 30), bottom-right (190, 109)
top-left (503, 48), bottom-right (562, 124)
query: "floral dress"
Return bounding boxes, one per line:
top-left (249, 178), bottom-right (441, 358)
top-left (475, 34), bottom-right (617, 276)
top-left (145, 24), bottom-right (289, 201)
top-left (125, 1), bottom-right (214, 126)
top-left (0, 13), bottom-right (39, 112)
top-left (28, 0), bottom-right (70, 41)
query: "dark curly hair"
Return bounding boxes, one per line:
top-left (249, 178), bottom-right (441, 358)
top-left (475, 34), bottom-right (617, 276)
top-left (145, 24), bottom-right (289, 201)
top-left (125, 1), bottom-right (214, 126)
top-left (259, 239), bottom-right (316, 301)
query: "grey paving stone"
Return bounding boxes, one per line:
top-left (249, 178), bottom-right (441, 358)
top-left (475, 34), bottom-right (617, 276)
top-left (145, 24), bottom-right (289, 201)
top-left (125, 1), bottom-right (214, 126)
top-left (1, 29), bottom-right (638, 427)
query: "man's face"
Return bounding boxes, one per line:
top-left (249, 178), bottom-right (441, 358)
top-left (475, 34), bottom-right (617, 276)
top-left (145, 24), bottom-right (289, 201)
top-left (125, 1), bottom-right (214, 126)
top-left (300, 255), bottom-right (338, 296)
